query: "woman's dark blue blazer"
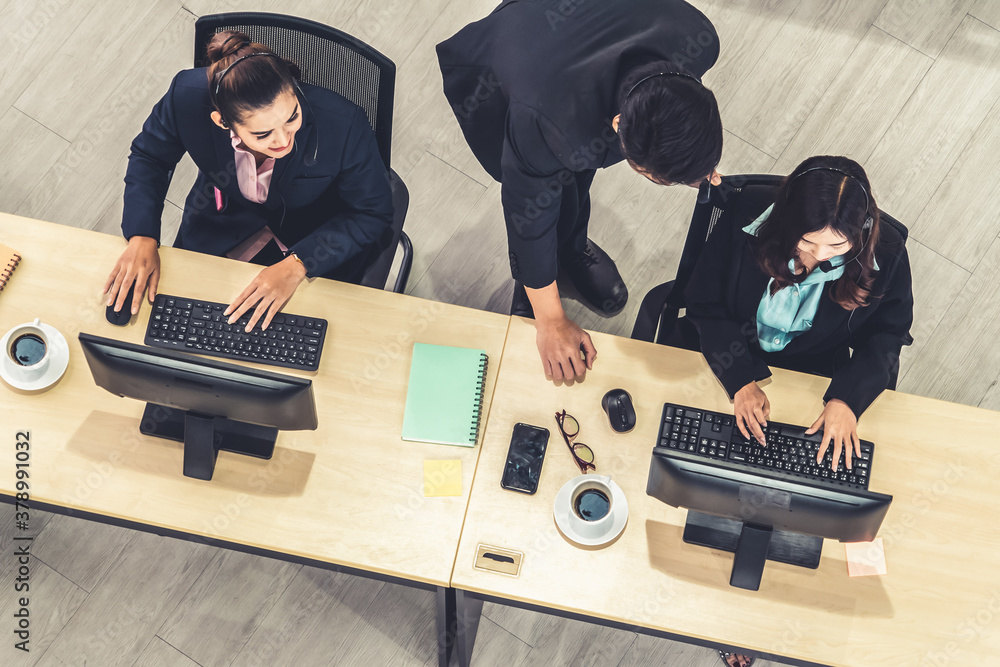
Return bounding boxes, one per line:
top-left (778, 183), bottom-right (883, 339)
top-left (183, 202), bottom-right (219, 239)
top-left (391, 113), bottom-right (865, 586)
top-left (121, 68), bottom-right (394, 281)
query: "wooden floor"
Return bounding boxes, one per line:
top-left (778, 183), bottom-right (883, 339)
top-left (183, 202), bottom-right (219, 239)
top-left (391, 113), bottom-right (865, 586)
top-left (2, 0), bottom-right (999, 665)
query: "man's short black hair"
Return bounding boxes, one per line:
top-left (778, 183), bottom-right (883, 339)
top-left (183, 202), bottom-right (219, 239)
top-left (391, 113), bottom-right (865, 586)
top-left (616, 61), bottom-right (723, 185)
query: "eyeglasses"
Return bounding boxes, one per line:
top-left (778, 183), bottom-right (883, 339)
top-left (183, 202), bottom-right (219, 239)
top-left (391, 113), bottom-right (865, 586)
top-left (555, 410), bottom-right (596, 474)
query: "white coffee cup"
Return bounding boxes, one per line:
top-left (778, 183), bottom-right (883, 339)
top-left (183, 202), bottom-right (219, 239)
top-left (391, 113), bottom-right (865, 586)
top-left (564, 474), bottom-right (616, 540)
top-left (4, 318), bottom-right (50, 382)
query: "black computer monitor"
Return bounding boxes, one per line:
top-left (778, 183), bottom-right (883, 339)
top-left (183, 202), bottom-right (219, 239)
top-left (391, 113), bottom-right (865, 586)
top-left (647, 415), bottom-right (892, 590)
top-left (79, 333), bottom-right (318, 481)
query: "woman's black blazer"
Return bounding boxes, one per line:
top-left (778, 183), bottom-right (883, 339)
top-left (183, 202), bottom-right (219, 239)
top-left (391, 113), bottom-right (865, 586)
top-left (684, 185), bottom-right (914, 418)
top-left (121, 68), bottom-right (394, 279)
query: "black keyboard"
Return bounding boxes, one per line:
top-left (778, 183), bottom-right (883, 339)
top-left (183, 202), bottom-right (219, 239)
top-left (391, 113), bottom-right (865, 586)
top-left (144, 294), bottom-right (328, 372)
top-left (657, 402), bottom-right (875, 489)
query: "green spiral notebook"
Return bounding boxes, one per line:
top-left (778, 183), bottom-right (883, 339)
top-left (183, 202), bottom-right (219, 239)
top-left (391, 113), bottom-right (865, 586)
top-left (401, 343), bottom-right (489, 447)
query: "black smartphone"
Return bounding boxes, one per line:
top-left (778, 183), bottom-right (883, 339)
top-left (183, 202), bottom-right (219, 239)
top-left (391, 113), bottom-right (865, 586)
top-left (500, 423), bottom-right (549, 494)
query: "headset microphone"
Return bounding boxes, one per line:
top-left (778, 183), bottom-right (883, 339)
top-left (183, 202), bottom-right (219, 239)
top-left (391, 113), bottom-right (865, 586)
top-left (294, 81), bottom-right (320, 168)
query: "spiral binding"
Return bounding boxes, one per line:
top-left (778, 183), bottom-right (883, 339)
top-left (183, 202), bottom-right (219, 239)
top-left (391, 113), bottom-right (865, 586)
top-left (0, 252), bottom-right (21, 293)
top-left (469, 353), bottom-right (489, 444)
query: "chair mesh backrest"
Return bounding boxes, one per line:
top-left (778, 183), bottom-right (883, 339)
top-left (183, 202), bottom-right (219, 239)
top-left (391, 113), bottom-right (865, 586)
top-left (194, 12), bottom-right (395, 170)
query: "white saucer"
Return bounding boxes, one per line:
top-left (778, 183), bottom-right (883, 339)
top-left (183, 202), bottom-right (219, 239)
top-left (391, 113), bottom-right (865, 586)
top-left (553, 475), bottom-right (629, 547)
top-left (0, 323), bottom-right (70, 391)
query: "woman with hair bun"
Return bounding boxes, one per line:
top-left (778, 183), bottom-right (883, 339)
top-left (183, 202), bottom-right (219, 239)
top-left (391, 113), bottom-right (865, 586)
top-left (683, 156), bottom-right (914, 478)
top-left (104, 30), bottom-right (393, 331)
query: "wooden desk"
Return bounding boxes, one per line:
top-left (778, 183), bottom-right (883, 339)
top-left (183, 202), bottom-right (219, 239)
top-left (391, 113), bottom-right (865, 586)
top-left (0, 214), bottom-right (510, 666)
top-left (450, 317), bottom-right (1000, 667)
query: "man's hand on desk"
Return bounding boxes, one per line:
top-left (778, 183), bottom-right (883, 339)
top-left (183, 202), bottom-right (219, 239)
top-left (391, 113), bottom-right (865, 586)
top-left (535, 316), bottom-right (596, 381)
top-left (807, 399), bottom-right (860, 471)
top-left (224, 254), bottom-right (307, 332)
top-left (734, 381), bottom-right (770, 447)
top-left (103, 236), bottom-right (160, 314)
top-left (527, 282), bottom-right (597, 381)
top-left (525, 284), bottom-right (594, 381)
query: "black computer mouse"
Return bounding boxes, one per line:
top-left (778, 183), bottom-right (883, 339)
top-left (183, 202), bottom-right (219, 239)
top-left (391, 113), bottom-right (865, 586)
top-left (106, 283), bottom-right (136, 326)
top-left (602, 388), bottom-right (636, 433)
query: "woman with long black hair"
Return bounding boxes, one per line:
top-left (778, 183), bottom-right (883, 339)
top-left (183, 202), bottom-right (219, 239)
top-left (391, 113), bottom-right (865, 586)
top-left (685, 155), bottom-right (914, 475)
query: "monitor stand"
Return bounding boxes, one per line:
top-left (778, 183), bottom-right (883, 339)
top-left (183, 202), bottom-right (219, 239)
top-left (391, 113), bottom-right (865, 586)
top-left (682, 511), bottom-right (823, 591)
top-left (138, 404), bottom-right (277, 481)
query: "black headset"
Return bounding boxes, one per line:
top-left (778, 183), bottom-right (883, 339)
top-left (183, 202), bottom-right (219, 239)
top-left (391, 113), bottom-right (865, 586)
top-left (624, 69), bottom-right (703, 98)
top-left (212, 47), bottom-right (319, 167)
top-left (786, 166), bottom-right (874, 272)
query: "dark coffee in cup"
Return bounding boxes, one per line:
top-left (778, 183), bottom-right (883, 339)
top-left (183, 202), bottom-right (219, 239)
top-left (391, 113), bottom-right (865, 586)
top-left (574, 488), bottom-right (610, 522)
top-left (10, 333), bottom-right (46, 367)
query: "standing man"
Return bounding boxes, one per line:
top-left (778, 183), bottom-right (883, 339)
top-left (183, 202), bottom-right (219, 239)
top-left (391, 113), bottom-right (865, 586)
top-left (437, 0), bottom-right (724, 381)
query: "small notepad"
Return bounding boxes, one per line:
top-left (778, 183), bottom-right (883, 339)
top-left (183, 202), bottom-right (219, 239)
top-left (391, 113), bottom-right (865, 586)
top-left (401, 343), bottom-right (488, 447)
top-left (846, 538), bottom-right (887, 577)
top-left (423, 460), bottom-right (463, 497)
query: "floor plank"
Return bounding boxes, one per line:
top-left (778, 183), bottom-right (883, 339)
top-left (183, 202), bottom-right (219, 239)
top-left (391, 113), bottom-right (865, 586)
top-left (874, 0), bottom-right (974, 57)
top-left (131, 637), bottom-right (202, 667)
top-left (482, 602), bottom-right (636, 667)
top-left (773, 26), bottom-right (932, 173)
top-left (896, 236), bottom-right (1000, 406)
top-left (722, 0), bottom-right (887, 157)
top-left (0, 0), bottom-right (98, 117)
top-left (895, 240), bottom-right (970, 385)
top-left (337, 583), bottom-right (440, 666)
top-left (31, 513), bottom-right (136, 592)
top-left (906, 98), bottom-right (1000, 271)
top-left (693, 0), bottom-right (799, 112)
top-left (864, 15), bottom-right (1000, 227)
top-left (619, 633), bottom-right (781, 667)
top-left (13, 0), bottom-right (181, 142)
top-left (466, 616), bottom-right (533, 666)
top-left (407, 181), bottom-right (511, 313)
top-left (0, 108), bottom-right (68, 214)
top-left (231, 567), bottom-right (384, 667)
top-left (396, 152), bottom-right (487, 297)
top-left (0, 558), bottom-right (89, 667)
top-left (14, 8), bottom-right (195, 231)
top-left (34, 532), bottom-right (216, 667)
top-left (156, 550), bottom-right (300, 667)
top-left (971, 0), bottom-right (1000, 29)
top-left (390, 0), bottom-right (499, 182)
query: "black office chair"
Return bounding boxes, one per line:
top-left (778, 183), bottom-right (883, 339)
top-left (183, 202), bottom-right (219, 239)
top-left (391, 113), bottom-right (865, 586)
top-left (631, 174), bottom-right (909, 384)
top-left (194, 12), bottom-right (413, 293)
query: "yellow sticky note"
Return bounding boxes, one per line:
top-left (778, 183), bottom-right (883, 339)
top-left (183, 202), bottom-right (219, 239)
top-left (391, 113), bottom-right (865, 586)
top-left (845, 538), bottom-right (887, 577)
top-left (423, 460), bottom-right (462, 497)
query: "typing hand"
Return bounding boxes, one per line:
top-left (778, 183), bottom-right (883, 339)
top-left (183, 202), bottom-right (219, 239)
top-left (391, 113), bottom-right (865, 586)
top-left (225, 255), bottom-right (307, 332)
top-left (733, 381), bottom-right (770, 447)
top-left (103, 236), bottom-right (160, 314)
top-left (535, 316), bottom-right (597, 382)
top-left (807, 399), bottom-right (860, 471)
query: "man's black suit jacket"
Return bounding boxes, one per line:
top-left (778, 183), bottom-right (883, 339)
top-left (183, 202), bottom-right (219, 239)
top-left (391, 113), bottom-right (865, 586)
top-left (684, 185), bottom-right (915, 418)
top-left (437, 0), bottom-right (719, 288)
top-left (122, 68), bottom-right (393, 280)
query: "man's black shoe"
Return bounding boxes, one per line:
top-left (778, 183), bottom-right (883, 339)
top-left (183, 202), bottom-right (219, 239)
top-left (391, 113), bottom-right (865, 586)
top-left (561, 240), bottom-right (628, 316)
top-left (510, 281), bottom-right (535, 318)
